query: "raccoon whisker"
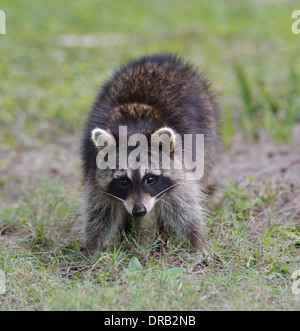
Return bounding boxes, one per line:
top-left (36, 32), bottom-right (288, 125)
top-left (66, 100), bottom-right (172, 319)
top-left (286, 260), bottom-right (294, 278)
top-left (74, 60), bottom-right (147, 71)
top-left (99, 191), bottom-right (125, 202)
top-left (155, 183), bottom-right (180, 199)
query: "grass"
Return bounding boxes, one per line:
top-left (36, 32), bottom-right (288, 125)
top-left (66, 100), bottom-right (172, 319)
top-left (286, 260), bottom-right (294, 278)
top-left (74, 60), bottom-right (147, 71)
top-left (0, 0), bottom-right (300, 310)
top-left (0, 179), bottom-right (299, 310)
top-left (235, 65), bottom-right (300, 143)
top-left (0, 0), bottom-right (299, 149)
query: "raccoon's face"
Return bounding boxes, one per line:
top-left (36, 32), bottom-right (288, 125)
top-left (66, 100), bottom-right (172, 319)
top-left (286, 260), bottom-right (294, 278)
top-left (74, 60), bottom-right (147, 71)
top-left (91, 126), bottom-right (178, 217)
top-left (107, 169), bottom-right (175, 217)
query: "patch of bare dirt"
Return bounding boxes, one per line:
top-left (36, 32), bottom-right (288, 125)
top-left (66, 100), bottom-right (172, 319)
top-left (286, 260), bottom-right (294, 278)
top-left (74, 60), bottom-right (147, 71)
top-left (0, 136), bottom-right (80, 208)
top-left (58, 34), bottom-right (123, 47)
top-left (218, 124), bottom-right (300, 223)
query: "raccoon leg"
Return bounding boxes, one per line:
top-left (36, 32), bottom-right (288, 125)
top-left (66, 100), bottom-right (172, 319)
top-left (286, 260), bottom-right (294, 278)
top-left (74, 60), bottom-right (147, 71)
top-left (85, 210), bottom-right (108, 253)
top-left (85, 204), bottom-right (125, 254)
top-left (184, 221), bottom-right (208, 254)
top-left (156, 193), bottom-right (208, 253)
top-left (156, 218), bottom-right (170, 247)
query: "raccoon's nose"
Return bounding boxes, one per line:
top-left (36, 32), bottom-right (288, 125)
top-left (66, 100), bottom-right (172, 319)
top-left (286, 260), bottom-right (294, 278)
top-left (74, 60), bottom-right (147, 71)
top-left (132, 205), bottom-right (147, 217)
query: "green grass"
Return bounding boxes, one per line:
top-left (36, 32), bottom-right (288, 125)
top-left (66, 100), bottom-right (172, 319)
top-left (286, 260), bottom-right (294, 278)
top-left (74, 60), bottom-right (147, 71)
top-left (0, 0), bottom-right (299, 310)
top-left (0, 0), bottom-right (299, 149)
top-left (0, 179), bottom-right (299, 310)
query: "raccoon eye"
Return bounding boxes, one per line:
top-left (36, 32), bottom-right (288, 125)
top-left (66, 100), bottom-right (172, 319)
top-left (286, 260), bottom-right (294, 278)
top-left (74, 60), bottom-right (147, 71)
top-left (118, 177), bottom-right (130, 188)
top-left (145, 176), bottom-right (156, 185)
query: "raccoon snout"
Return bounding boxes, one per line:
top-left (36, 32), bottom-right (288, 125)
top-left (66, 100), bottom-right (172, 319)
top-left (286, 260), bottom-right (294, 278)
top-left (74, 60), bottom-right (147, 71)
top-left (132, 204), bottom-right (147, 217)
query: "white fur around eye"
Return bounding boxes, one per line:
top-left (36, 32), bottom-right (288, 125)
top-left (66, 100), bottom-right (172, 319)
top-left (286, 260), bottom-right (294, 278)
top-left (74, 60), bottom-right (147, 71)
top-left (145, 169), bottom-right (162, 177)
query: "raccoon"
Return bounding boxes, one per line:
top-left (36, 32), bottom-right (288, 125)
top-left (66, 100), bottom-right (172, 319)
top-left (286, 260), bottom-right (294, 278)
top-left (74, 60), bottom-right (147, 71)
top-left (81, 54), bottom-right (220, 254)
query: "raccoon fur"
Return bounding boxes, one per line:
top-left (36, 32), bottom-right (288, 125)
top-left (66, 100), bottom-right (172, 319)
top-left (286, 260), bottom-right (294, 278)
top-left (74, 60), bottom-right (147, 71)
top-left (81, 54), bottom-right (220, 254)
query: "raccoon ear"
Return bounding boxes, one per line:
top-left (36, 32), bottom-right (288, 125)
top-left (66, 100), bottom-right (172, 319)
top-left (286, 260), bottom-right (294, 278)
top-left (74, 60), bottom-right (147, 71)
top-left (153, 127), bottom-right (177, 153)
top-left (91, 128), bottom-right (116, 150)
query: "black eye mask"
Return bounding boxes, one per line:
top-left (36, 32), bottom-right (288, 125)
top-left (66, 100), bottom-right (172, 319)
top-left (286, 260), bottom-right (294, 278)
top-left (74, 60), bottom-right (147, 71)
top-left (143, 175), bottom-right (175, 197)
top-left (108, 177), bottom-right (132, 201)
